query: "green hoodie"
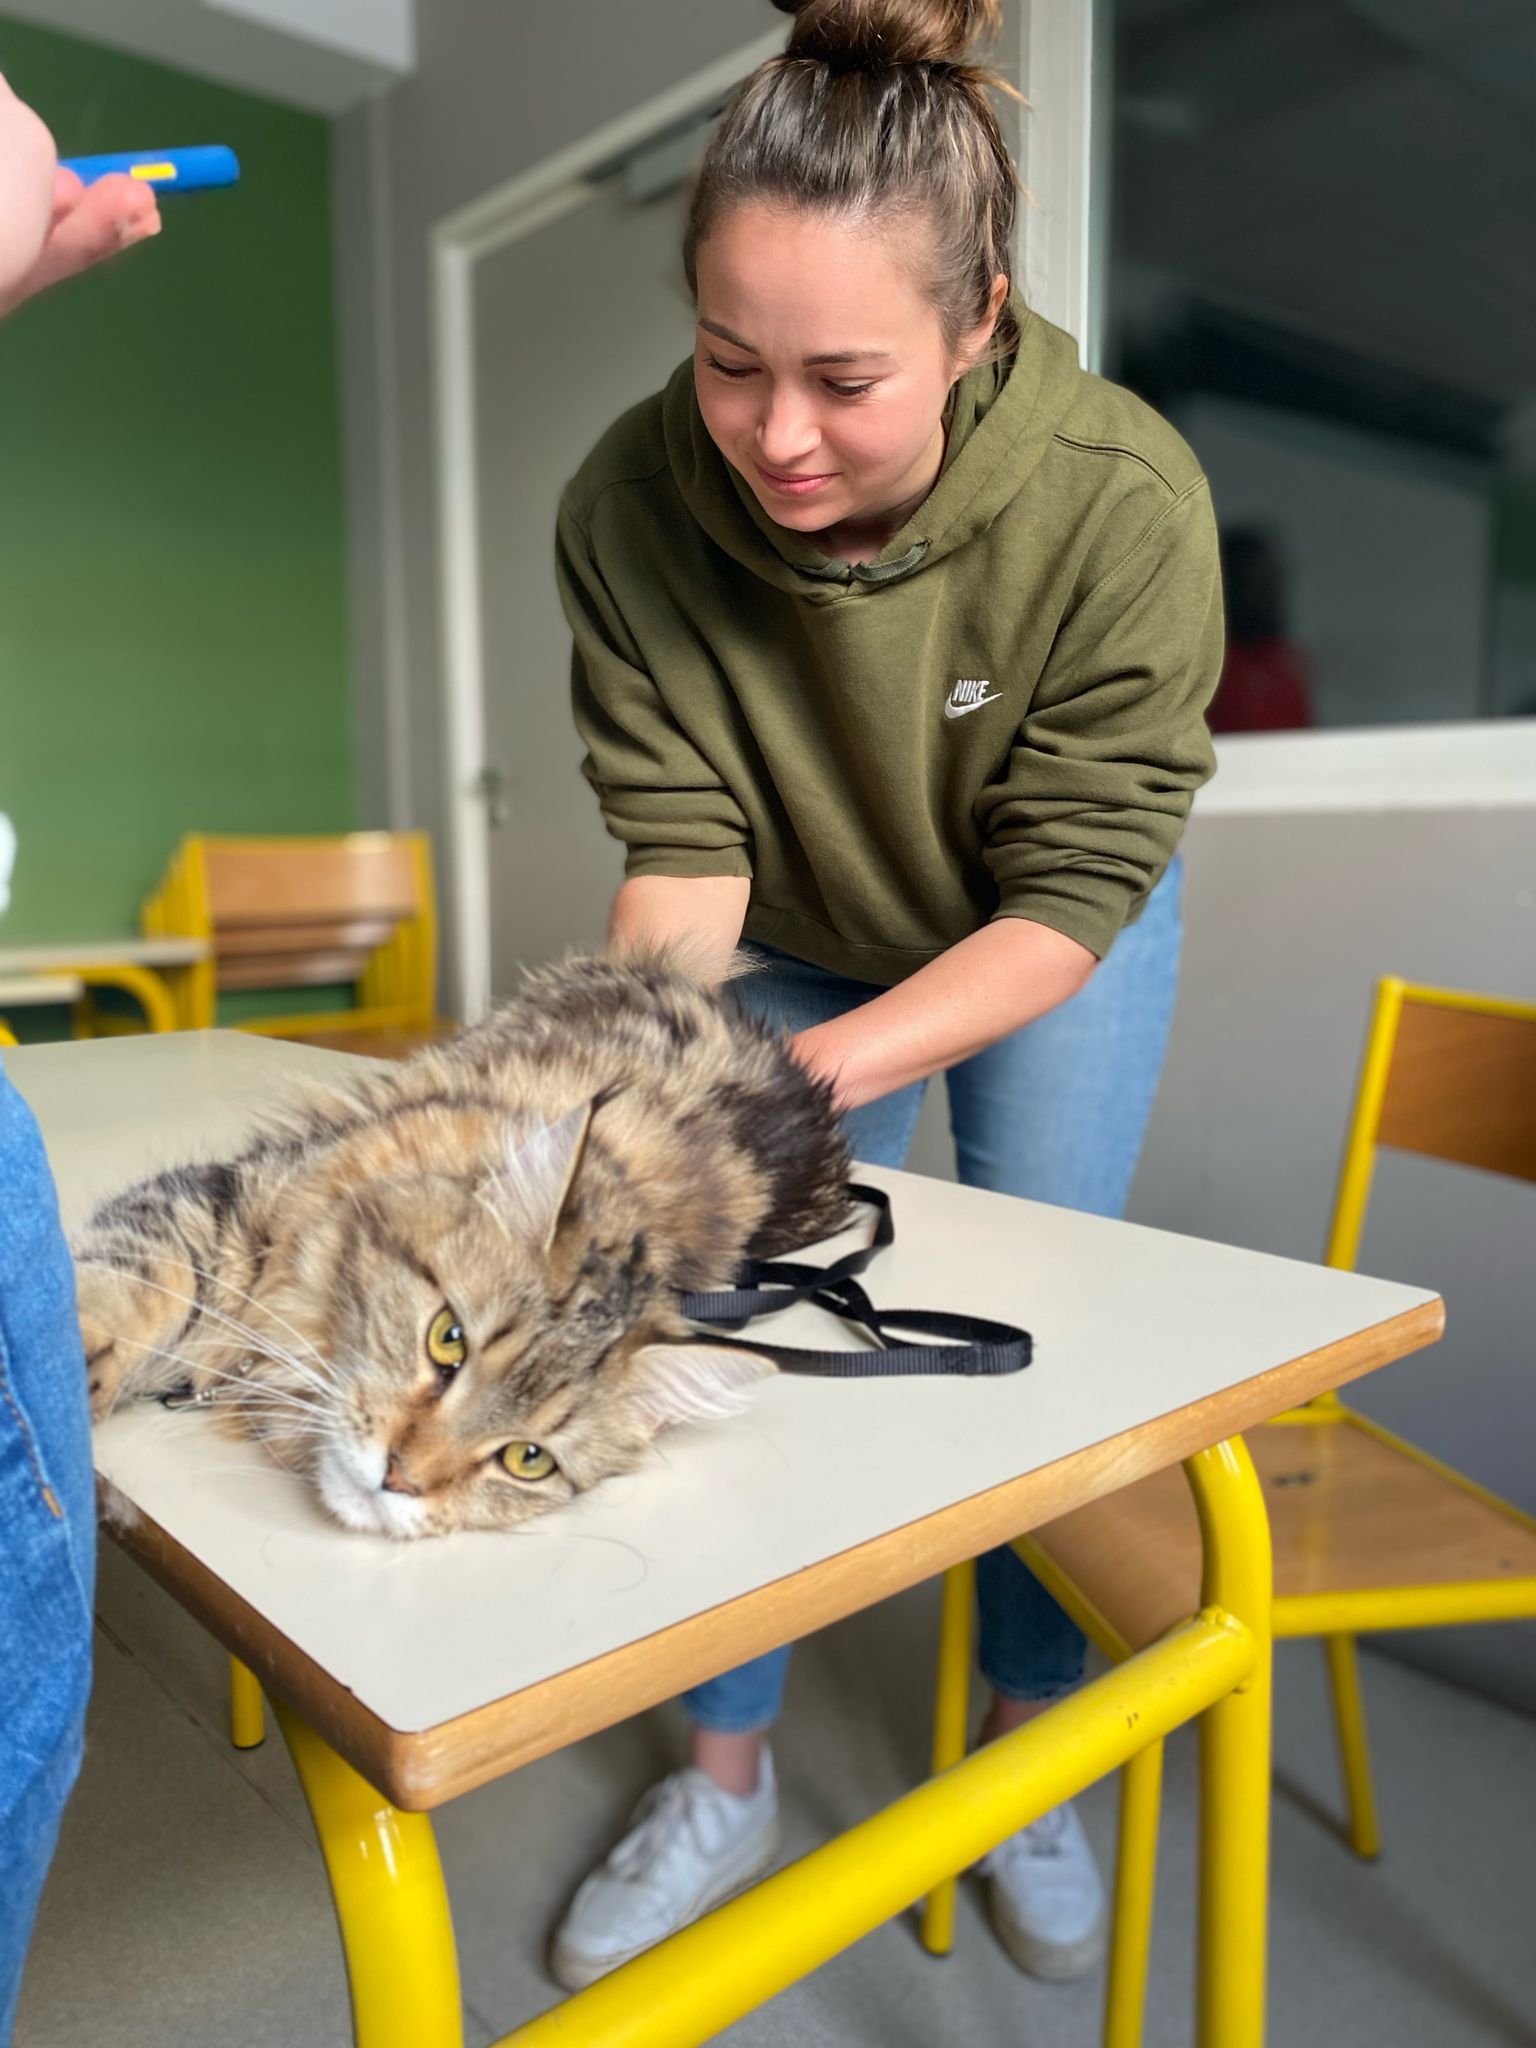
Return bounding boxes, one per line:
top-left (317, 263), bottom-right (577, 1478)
top-left (557, 302), bottom-right (1220, 984)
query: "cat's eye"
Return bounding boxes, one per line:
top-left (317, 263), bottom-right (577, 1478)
top-left (501, 1441), bottom-right (556, 1482)
top-left (426, 1306), bottom-right (467, 1371)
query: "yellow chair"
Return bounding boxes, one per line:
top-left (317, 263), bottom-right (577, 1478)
top-left (141, 831), bottom-right (452, 1057)
top-left (923, 977), bottom-right (1536, 2047)
top-left (0, 1022), bottom-right (17, 1047)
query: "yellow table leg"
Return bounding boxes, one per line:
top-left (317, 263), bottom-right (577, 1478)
top-left (919, 1557), bottom-right (974, 1956)
top-left (1104, 1738), bottom-right (1162, 2048)
top-left (1187, 1438), bottom-right (1273, 2048)
top-left (272, 1699), bottom-right (463, 2048)
top-left (229, 1654), bottom-right (266, 1750)
top-left (495, 1609), bottom-right (1255, 2048)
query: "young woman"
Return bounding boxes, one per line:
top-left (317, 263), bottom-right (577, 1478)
top-left (550, 0), bottom-right (1221, 1993)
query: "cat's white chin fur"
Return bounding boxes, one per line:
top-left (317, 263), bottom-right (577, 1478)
top-left (315, 1439), bottom-right (426, 1540)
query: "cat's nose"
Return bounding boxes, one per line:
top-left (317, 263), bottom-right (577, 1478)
top-left (381, 1450), bottom-right (422, 1497)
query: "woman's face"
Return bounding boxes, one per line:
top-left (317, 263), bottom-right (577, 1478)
top-left (693, 204), bottom-right (996, 545)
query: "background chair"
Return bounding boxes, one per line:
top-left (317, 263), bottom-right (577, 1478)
top-left (141, 831), bottom-right (452, 1057)
top-left (923, 976), bottom-right (1536, 2048)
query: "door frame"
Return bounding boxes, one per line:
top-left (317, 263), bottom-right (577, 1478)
top-left (428, 5), bottom-right (1101, 1019)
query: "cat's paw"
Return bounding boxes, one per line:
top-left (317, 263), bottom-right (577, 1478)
top-left (83, 1338), bottom-right (132, 1421)
top-left (73, 1257), bottom-right (184, 1417)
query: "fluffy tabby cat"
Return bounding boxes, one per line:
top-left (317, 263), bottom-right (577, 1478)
top-left (74, 954), bottom-right (851, 1538)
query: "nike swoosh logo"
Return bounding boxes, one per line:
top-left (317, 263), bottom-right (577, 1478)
top-left (943, 693), bottom-right (1003, 720)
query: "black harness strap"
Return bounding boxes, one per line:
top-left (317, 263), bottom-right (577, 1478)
top-left (678, 1183), bottom-right (1032, 1379)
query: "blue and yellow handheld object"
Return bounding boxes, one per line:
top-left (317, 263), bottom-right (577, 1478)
top-left (58, 146), bottom-right (240, 192)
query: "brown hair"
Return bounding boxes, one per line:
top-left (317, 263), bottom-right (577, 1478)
top-left (684, 0), bottom-right (1022, 360)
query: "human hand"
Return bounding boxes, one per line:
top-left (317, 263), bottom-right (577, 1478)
top-left (0, 73), bottom-right (160, 316)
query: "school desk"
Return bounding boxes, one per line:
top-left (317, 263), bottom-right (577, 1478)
top-left (9, 1030), bottom-right (1442, 2048)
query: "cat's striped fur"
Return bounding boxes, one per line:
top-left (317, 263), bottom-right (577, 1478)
top-left (74, 953), bottom-right (851, 1538)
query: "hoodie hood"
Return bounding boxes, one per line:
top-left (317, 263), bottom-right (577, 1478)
top-left (662, 295), bottom-right (1085, 597)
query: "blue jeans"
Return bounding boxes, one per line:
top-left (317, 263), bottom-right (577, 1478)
top-left (682, 860), bottom-right (1183, 1731)
top-left (0, 1061), bottom-right (94, 2040)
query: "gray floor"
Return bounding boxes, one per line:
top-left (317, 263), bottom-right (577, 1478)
top-left (15, 1543), bottom-right (1536, 2048)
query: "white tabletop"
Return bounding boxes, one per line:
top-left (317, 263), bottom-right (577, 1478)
top-left (0, 974), bottom-right (83, 1005)
top-left (0, 937), bottom-right (207, 971)
top-left (10, 1033), bottom-right (1438, 1770)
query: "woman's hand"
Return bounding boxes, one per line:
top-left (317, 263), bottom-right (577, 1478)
top-left (0, 75), bottom-right (160, 317)
top-left (791, 916), bottom-right (1097, 1111)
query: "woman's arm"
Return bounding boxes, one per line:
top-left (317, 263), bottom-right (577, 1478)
top-left (607, 874), bottom-right (751, 978)
top-left (607, 879), bottom-right (1092, 1104)
top-left (791, 916), bottom-right (1096, 1111)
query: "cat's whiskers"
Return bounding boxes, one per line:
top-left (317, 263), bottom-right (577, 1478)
top-left (98, 1333), bottom-right (327, 1420)
top-left (77, 1261), bottom-right (339, 1400)
top-left (172, 1259), bottom-right (340, 1382)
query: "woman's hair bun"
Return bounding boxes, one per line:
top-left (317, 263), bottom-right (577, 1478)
top-left (772, 0), bottom-right (1001, 71)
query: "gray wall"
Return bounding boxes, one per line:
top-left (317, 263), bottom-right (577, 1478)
top-left (332, 0), bottom-right (770, 979)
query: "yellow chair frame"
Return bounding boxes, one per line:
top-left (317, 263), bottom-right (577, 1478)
top-left (141, 831), bottom-right (439, 1042)
top-left (68, 963), bottom-right (181, 1037)
top-left (924, 976), bottom-right (1536, 2048)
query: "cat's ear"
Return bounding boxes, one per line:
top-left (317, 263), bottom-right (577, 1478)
top-left (626, 1342), bottom-right (776, 1431)
top-left (486, 1100), bottom-right (596, 1252)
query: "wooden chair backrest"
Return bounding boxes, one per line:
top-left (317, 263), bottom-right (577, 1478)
top-left (1378, 995), bottom-right (1536, 1185)
top-left (201, 837), bottom-right (421, 994)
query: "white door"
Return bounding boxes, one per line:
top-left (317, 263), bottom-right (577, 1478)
top-left (474, 175), bottom-right (697, 993)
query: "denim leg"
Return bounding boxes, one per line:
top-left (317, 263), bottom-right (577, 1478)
top-left (0, 1062), bottom-right (94, 2036)
top-left (944, 861), bottom-right (1184, 1700)
top-left (680, 947), bottom-right (925, 1732)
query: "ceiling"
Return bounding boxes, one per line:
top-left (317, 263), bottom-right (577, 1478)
top-left (0, 0), bottom-right (411, 113)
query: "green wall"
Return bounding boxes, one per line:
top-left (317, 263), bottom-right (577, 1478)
top-left (0, 19), bottom-right (353, 944)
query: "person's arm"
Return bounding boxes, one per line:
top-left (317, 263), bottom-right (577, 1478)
top-left (0, 74), bottom-right (160, 317)
top-left (606, 873), bottom-right (750, 978)
top-left (0, 73), bottom-right (55, 298)
top-left (976, 479), bottom-right (1221, 957)
top-left (799, 480), bottom-right (1222, 1110)
top-left (792, 917), bottom-right (1094, 1111)
top-left (559, 494), bottom-right (757, 971)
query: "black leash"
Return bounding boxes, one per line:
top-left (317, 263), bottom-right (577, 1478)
top-left (678, 1182), bottom-right (1032, 1379)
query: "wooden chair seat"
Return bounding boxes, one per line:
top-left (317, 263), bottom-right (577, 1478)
top-left (1025, 1413), bottom-right (1536, 1655)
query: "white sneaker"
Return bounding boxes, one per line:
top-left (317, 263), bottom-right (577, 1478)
top-left (981, 1799), bottom-right (1107, 1982)
top-left (550, 1754), bottom-right (781, 1991)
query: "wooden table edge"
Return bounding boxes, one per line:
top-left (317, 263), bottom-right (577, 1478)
top-left (99, 1294), bottom-right (1443, 1811)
